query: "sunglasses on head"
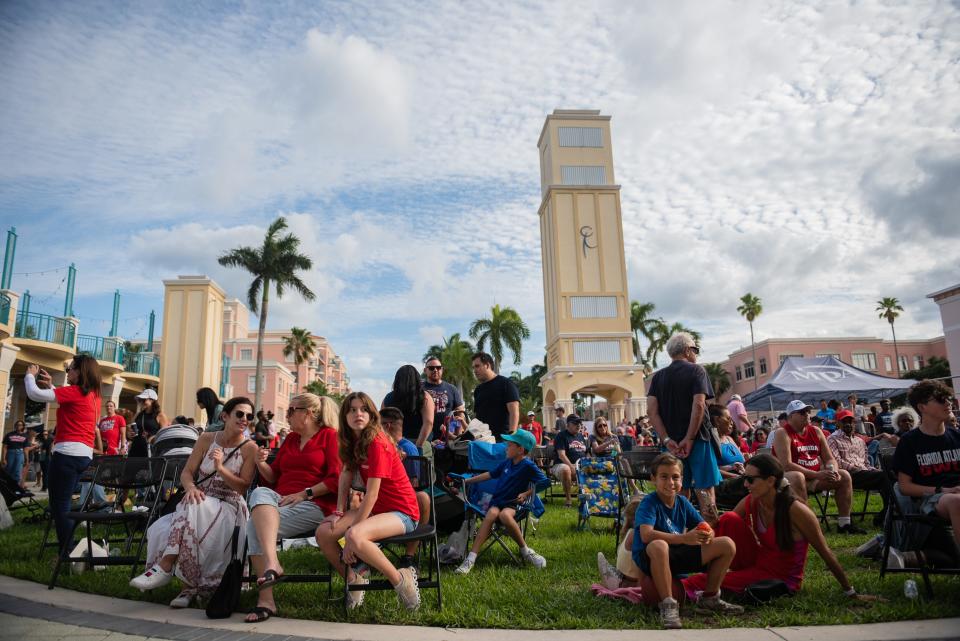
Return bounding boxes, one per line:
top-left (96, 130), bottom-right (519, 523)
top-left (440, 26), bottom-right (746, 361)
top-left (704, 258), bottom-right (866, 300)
top-left (233, 410), bottom-right (255, 421)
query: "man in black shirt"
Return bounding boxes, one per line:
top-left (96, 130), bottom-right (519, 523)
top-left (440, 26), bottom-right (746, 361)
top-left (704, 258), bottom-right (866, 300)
top-left (893, 379), bottom-right (960, 548)
top-left (471, 352), bottom-right (520, 441)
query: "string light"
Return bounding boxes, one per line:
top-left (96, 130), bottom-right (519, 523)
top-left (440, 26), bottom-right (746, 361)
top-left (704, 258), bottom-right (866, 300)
top-left (13, 265), bottom-right (71, 277)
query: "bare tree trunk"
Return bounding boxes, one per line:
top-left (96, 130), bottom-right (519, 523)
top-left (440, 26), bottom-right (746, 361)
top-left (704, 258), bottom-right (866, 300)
top-left (254, 280), bottom-right (270, 412)
top-left (750, 320), bottom-right (758, 391)
top-left (891, 320), bottom-right (901, 378)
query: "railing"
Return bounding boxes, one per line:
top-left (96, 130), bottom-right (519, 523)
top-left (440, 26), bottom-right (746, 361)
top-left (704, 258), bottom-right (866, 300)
top-left (77, 334), bottom-right (125, 365)
top-left (14, 311), bottom-right (77, 348)
top-left (0, 293), bottom-right (10, 325)
top-left (125, 352), bottom-right (160, 377)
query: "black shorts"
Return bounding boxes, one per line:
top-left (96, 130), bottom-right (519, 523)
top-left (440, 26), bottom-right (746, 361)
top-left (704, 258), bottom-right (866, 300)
top-left (638, 543), bottom-right (705, 577)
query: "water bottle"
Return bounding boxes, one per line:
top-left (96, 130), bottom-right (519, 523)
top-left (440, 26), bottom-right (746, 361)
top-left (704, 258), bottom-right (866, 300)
top-left (904, 579), bottom-right (918, 599)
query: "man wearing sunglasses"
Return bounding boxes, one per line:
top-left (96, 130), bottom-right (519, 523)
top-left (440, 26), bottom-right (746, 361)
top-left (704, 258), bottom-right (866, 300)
top-left (646, 332), bottom-right (720, 513)
top-left (423, 357), bottom-right (464, 441)
top-left (772, 399), bottom-right (862, 534)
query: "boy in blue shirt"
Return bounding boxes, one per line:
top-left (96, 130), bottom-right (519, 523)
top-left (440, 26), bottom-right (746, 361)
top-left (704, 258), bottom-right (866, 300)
top-left (633, 452), bottom-right (742, 629)
top-left (455, 429), bottom-right (550, 574)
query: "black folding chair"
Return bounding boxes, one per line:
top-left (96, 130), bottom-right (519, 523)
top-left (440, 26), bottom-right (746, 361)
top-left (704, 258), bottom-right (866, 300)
top-left (0, 467), bottom-right (46, 523)
top-left (344, 455), bottom-right (441, 611)
top-left (38, 456), bottom-right (108, 558)
top-left (532, 445), bottom-right (559, 500)
top-left (48, 457), bottom-right (167, 589)
top-left (878, 452), bottom-right (959, 597)
top-left (617, 447), bottom-right (660, 494)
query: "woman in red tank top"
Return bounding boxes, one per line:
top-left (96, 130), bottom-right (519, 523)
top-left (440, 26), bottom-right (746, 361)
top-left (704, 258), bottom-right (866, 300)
top-left (683, 454), bottom-right (880, 601)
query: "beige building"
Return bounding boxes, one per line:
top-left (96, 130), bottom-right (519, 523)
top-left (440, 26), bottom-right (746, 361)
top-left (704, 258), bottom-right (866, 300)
top-left (536, 110), bottom-right (646, 427)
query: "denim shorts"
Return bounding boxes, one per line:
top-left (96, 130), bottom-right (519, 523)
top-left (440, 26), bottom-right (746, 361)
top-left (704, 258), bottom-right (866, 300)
top-left (390, 510), bottom-right (417, 534)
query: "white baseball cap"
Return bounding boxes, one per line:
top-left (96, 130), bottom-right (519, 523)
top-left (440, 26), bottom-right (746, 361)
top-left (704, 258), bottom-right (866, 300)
top-left (136, 389), bottom-right (158, 401)
top-left (785, 399), bottom-right (813, 414)
top-left (527, 410), bottom-right (536, 416)
top-left (730, 394), bottom-right (742, 401)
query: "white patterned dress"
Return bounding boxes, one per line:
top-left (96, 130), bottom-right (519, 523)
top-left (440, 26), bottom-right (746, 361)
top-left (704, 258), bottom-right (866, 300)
top-left (144, 435), bottom-right (250, 594)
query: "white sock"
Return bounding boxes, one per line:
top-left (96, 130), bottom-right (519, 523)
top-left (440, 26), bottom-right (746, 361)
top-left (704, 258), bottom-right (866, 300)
top-left (465, 551), bottom-right (477, 563)
top-left (838, 516), bottom-right (851, 526)
top-left (519, 546), bottom-right (529, 554)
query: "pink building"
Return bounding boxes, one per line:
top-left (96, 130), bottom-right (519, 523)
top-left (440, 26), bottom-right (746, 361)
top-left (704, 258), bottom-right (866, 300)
top-left (721, 335), bottom-right (947, 402)
top-left (221, 299), bottom-right (350, 425)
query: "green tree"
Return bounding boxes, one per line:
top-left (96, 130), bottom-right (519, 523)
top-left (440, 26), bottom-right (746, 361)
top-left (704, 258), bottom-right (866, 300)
top-left (282, 327), bottom-right (316, 393)
top-left (423, 332), bottom-right (476, 402)
top-left (304, 379), bottom-right (329, 397)
top-left (469, 304), bottom-right (530, 371)
top-left (704, 362), bottom-right (732, 397)
top-left (630, 301), bottom-right (662, 366)
top-left (876, 296), bottom-right (905, 378)
top-left (901, 356), bottom-right (952, 387)
top-left (219, 217), bottom-right (315, 411)
top-left (737, 293), bottom-right (763, 391)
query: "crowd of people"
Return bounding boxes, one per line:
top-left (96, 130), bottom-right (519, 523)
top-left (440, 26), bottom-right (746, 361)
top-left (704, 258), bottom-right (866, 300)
top-left (9, 338), bottom-right (959, 628)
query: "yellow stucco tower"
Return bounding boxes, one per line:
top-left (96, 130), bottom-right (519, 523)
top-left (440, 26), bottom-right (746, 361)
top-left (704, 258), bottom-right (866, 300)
top-left (537, 110), bottom-right (646, 427)
top-left (159, 276), bottom-right (225, 422)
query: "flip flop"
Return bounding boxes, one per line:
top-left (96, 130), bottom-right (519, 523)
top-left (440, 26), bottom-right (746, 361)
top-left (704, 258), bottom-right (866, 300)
top-left (257, 569), bottom-right (285, 590)
top-left (245, 606), bottom-right (277, 623)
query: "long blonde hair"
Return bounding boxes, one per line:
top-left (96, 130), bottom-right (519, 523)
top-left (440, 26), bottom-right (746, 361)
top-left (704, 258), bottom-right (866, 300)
top-left (338, 391), bottom-right (382, 470)
top-left (290, 393), bottom-right (340, 430)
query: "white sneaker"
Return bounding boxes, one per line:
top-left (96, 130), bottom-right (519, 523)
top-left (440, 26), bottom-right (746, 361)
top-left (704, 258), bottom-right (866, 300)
top-left (597, 552), bottom-right (624, 590)
top-left (346, 574), bottom-right (368, 610)
top-left (455, 557), bottom-right (475, 575)
top-left (169, 590), bottom-right (192, 608)
top-left (659, 597), bottom-right (682, 629)
top-left (130, 565), bottom-right (173, 591)
top-left (394, 567), bottom-right (421, 611)
top-left (521, 547), bottom-right (547, 569)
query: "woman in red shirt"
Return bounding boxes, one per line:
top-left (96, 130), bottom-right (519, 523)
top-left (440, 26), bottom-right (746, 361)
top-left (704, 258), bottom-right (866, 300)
top-left (315, 392), bottom-right (421, 611)
top-left (244, 393), bottom-right (342, 623)
top-left (25, 356), bottom-right (101, 552)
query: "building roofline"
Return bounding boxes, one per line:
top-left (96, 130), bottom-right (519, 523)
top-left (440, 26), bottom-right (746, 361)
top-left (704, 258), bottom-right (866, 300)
top-left (725, 335), bottom-right (945, 359)
top-left (927, 283), bottom-right (960, 300)
top-left (537, 110), bottom-right (610, 148)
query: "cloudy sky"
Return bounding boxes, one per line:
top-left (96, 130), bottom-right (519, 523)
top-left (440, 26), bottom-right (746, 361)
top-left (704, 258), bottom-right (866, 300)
top-left (1, 1), bottom-right (957, 402)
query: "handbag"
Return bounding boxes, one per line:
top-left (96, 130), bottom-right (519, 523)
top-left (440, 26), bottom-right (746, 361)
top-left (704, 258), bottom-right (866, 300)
top-left (205, 525), bottom-right (242, 618)
top-left (698, 411), bottom-right (723, 461)
top-left (161, 439), bottom-right (249, 517)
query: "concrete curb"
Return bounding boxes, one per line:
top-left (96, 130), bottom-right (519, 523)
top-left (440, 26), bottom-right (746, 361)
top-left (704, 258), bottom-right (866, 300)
top-left (0, 575), bottom-right (957, 641)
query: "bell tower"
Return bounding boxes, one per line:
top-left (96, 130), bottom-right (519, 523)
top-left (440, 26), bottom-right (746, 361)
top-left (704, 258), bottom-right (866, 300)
top-left (537, 110), bottom-right (646, 426)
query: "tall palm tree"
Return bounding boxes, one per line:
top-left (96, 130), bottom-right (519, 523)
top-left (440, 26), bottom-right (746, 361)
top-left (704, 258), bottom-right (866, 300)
top-left (423, 333), bottom-right (475, 401)
top-left (630, 301), bottom-right (662, 365)
top-left (704, 362), bottom-right (732, 397)
top-left (219, 217), bottom-right (315, 411)
top-left (282, 327), bottom-right (316, 393)
top-left (469, 304), bottom-right (530, 371)
top-left (737, 293), bottom-right (763, 391)
top-left (876, 297), bottom-right (905, 377)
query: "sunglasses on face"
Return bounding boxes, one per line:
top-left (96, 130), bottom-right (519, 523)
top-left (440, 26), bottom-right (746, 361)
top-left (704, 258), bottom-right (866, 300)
top-left (233, 410), bottom-right (255, 422)
top-left (426, 365), bottom-right (443, 371)
top-left (688, 346), bottom-right (701, 354)
top-left (742, 475), bottom-right (763, 485)
top-left (286, 406), bottom-right (308, 416)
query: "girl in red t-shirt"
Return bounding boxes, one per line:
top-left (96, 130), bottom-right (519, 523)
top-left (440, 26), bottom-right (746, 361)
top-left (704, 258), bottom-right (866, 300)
top-left (25, 356), bottom-right (102, 551)
top-left (315, 392), bottom-right (421, 611)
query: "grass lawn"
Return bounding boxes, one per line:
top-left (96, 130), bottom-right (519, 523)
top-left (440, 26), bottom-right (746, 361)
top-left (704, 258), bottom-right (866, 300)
top-left (2, 491), bottom-right (958, 629)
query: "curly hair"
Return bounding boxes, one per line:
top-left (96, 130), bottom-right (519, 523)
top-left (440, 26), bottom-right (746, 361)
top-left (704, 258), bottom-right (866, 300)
top-left (338, 391), bottom-right (382, 471)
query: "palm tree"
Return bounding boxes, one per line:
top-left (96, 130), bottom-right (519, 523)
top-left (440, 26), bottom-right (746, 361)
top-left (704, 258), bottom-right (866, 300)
top-left (646, 320), bottom-right (702, 368)
top-left (469, 304), bottom-right (531, 371)
top-left (737, 293), bottom-right (763, 391)
top-left (219, 217), bottom-right (315, 411)
top-left (282, 327), bottom-right (316, 393)
top-left (423, 332), bottom-right (475, 401)
top-left (876, 297), bottom-right (905, 377)
top-left (704, 362), bottom-right (732, 397)
top-left (304, 379), bottom-right (329, 397)
top-left (630, 301), bottom-right (662, 365)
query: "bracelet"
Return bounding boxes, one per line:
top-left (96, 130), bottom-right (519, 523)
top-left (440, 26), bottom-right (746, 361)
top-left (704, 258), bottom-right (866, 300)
top-left (333, 510), bottom-right (344, 517)
top-left (844, 586), bottom-right (857, 597)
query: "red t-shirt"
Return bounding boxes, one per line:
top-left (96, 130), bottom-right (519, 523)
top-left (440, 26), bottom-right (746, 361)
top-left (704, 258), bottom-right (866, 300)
top-left (776, 425), bottom-right (822, 472)
top-left (269, 427), bottom-right (341, 515)
top-left (357, 432), bottom-right (419, 520)
top-left (53, 386), bottom-right (100, 448)
top-left (97, 414), bottom-right (127, 455)
top-left (521, 421), bottom-right (543, 446)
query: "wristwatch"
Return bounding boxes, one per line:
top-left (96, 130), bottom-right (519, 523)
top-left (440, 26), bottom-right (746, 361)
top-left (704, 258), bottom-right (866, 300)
top-left (304, 487), bottom-right (314, 499)
top-left (934, 485), bottom-right (942, 495)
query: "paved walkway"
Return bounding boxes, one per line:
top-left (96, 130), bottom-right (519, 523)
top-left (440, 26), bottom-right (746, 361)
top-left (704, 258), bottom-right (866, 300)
top-left (0, 575), bottom-right (957, 641)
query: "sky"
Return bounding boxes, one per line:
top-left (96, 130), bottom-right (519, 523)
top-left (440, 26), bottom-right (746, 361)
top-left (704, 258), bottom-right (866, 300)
top-left (1, 0), bottom-right (958, 403)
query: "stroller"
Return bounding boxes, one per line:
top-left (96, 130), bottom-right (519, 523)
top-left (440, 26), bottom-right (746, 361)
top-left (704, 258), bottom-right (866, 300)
top-left (150, 425), bottom-right (199, 458)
